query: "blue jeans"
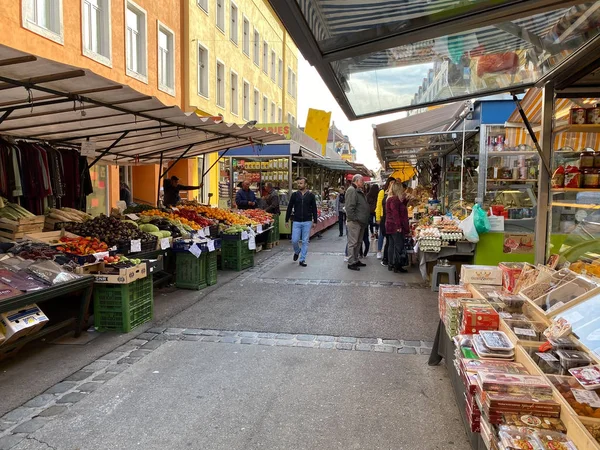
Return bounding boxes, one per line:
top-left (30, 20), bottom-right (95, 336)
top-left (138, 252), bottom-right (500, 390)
top-left (292, 221), bottom-right (313, 262)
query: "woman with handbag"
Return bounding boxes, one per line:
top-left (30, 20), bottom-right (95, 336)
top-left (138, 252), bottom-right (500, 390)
top-left (385, 182), bottom-right (410, 273)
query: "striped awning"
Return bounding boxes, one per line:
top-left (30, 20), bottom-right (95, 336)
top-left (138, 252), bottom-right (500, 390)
top-left (506, 127), bottom-right (600, 151)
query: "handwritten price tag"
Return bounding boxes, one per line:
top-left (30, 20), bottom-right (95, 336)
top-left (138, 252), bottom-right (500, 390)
top-left (204, 227), bottom-right (211, 236)
top-left (189, 244), bottom-right (202, 258)
top-left (257, 224), bottom-right (263, 234)
top-left (248, 234), bottom-right (256, 250)
top-left (197, 229), bottom-right (206, 238)
top-left (241, 231), bottom-right (249, 241)
top-left (207, 239), bottom-right (215, 252)
top-left (130, 239), bottom-right (141, 253)
top-left (94, 252), bottom-right (109, 262)
top-left (160, 238), bottom-right (170, 250)
top-left (126, 213), bottom-right (140, 221)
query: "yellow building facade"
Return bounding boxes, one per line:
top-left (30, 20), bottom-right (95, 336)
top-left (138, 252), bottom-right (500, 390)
top-left (182, 0), bottom-right (299, 204)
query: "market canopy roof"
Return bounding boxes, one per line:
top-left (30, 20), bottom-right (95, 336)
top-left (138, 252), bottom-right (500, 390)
top-left (0, 45), bottom-right (283, 164)
top-left (295, 156), bottom-right (354, 172)
top-left (268, 1), bottom-right (600, 119)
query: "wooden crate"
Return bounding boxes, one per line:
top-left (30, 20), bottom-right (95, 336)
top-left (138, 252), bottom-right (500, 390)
top-left (44, 217), bottom-right (77, 231)
top-left (23, 230), bottom-right (80, 246)
top-left (0, 216), bottom-right (45, 239)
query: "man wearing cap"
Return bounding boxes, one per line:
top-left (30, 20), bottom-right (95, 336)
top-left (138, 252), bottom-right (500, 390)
top-left (163, 176), bottom-right (203, 207)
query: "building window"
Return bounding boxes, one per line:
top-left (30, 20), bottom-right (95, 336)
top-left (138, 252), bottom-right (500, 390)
top-left (287, 67), bottom-right (292, 94)
top-left (125, 1), bottom-right (147, 81)
top-left (270, 50), bottom-right (276, 81)
top-left (197, 0), bottom-right (207, 13)
top-left (198, 44), bottom-right (209, 98)
top-left (242, 17), bottom-right (250, 56)
top-left (23, 0), bottom-right (64, 44)
top-left (278, 58), bottom-right (283, 88)
top-left (230, 71), bottom-right (238, 115)
top-left (216, 0), bottom-right (224, 32)
top-left (82, 0), bottom-right (110, 64)
top-left (262, 95), bottom-right (268, 123)
top-left (253, 88), bottom-right (259, 122)
top-left (287, 112), bottom-right (292, 124)
top-left (291, 71), bottom-right (297, 98)
top-left (229, 2), bottom-right (238, 44)
top-left (262, 41), bottom-right (268, 74)
top-left (158, 23), bottom-right (175, 95)
top-left (270, 101), bottom-right (275, 122)
top-left (278, 107), bottom-right (282, 123)
top-left (242, 81), bottom-right (250, 121)
top-left (253, 28), bottom-right (260, 66)
top-left (216, 61), bottom-right (225, 108)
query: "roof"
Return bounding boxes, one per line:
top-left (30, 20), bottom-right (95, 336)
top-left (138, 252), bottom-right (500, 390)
top-left (0, 45), bottom-right (283, 164)
top-left (295, 156), bottom-right (354, 172)
top-left (346, 161), bottom-right (372, 177)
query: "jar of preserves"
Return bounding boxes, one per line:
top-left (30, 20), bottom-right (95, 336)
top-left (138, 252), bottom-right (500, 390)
top-left (580, 148), bottom-right (595, 168)
top-left (583, 168), bottom-right (600, 188)
top-left (595, 150), bottom-right (600, 169)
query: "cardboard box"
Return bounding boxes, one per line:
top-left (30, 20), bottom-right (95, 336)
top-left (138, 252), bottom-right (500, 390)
top-left (77, 263), bottom-right (147, 284)
top-left (499, 262), bottom-right (525, 293)
top-left (460, 265), bottom-right (503, 286)
top-left (0, 304), bottom-right (49, 346)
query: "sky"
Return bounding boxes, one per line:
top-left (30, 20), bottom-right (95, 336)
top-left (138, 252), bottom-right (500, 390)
top-left (296, 55), bottom-right (411, 172)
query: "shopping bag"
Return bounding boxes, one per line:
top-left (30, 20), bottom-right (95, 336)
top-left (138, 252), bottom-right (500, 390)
top-left (459, 210), bottom-right (479, 243)
top-left (473, 204), bottom-right (491, 234)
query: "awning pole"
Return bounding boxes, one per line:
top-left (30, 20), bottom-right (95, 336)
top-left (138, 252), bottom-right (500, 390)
top-left (89, 131), bottom-right (130, 169)
top-left (460, 119), bottom-right (466, 208)
top-left (202, 148), bottom-right (231, 179)
top-left (159, 144), bottom-right (195, 180)
top-left (512, 94), bottom-right (552, 175)
top-left (156, 151), bottom-right (164, 207)
top-left (0, 109), bottom-right (13, 125)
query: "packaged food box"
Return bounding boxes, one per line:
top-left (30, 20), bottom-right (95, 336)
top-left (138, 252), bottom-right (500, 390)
top-left (505, 320), bottom-right (546, 342)
top-left (547, 375), bottom-right (600, 418)
top-left (460, 305), bottom-right (500, 334)
top-left (548, 337), bottom-right (579, 350)
top-left (482, 393), bottom-right (561, 418)
top-left (461, 359), bottom-right (528, 374)
top-left (499, 262), bottom-right (525, 293)
top-left (498, 294), bottom-right (525, 313)
top-left (570, 107), bottom-right (588, 125)
top-left (480, 331), bottom-right (514, 351)
top-left (498, 426), bottom-right (541, 450)
top-left (580, 417), bottom-right (600, 444)
top-left (556, 350), bottom-right (593, 370)
top-left (569, 365), bottom-right (600, 390)
top-left (478, 373), bottom-right (553, 396)
top-left (439, 285), bottom-right (472, 321)
top-left (533, 430), bottom-right (577, 450)
top-left (523, 348), bottom-right (568, 376)
top-left (500, 414), bottom-right (566, 432)
top-left (473, 335), bottom-right (514, 360)
top-left (0, 303), bottom-right (49, 346)
top-left (461, 265), bottom-right (503, 286)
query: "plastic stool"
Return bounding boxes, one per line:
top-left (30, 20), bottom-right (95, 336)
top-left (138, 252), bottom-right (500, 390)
top-left (431, 264), bottom-right (457, 292)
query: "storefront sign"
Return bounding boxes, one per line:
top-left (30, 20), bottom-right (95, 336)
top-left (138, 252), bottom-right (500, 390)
top-left (502, 233), bottom-right (534, 254)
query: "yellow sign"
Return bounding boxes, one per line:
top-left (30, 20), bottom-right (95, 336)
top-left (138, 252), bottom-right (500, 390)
top-left (304, 108), bottom-right (331, 156)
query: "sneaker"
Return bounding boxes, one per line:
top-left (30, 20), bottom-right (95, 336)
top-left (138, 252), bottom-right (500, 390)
top-left (347, 264), bottom-right (360, 271)
top-left (299, 261), bottom-right (307, 267)
top-left (356, 261), bottom-right (366, 267)
top-left (293, 253), bottom-right (299, 262)
top-left (343, 256), bottom-right (349, 262)
top-left (381, 261), bottom-right (387, 266)
top-left (376, 252), bottom-right (382, 259)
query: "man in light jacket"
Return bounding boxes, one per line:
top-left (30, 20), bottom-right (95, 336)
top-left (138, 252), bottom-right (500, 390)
top-left (345, 174), bottom-right (370, 271)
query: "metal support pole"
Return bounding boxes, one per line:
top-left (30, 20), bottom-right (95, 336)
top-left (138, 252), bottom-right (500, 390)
top-left (158, 144), bottom-right (195, 180)
top-left (202, 148), bottom-right (230, 179)
top-left (512, 94), bottom-right (552, 176)
top-left (0, 109), bottom-right (13, 125)
top-left (535, 83), bottom-right (554, 265)
top-left (156, 151), bottom-right (164, 207)
top-left (89, 131), bottom-right (130, 169)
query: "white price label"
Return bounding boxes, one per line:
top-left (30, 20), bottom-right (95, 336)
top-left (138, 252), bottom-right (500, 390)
top-left (499, 312), bottom-right (513, 319)
top-left (94, 252), bottom-right (109, 262)
top-left (207, 239), bottom-right (215, 252)
top-left (204, 227), bottom-right (211, 236)
top-left (189, 244), bottom-right (202, 258)
top-left (126, 213), bottom-right (140, 221)
top-left (513, 327), bottom-right (537, 337)
top-left (248, 234), bottom-right (256, 250)
top-left (546, 301), bottom-right (566, 314)
top-left (536, 352), bottom-right (559, 362)
top-left (171, 207), bottom-right (179, 211)
top-left (197, 229), bottom-right (206, 238)
top-left (241, 231), bottom-right (249, 241)
top-left (160, 238), bottom-right (170, 250)
top-left (130, 239), bottom-right (141, 253)
top-left (257, 224), bottom-right (263, 234)
top-left (80, 140), bottom-right (96, 157)
top-left (572, 389), bottom-right (600, 407)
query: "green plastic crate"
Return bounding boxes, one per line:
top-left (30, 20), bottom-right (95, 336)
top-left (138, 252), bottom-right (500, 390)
top-left (176, 252), bottom-right (208, 290)
top-left (206, 251), bottom-right (218, 286)
top-left (94, 276), bottom-right (154, 333)
top-left (221, 239), bottom-right (254, 271)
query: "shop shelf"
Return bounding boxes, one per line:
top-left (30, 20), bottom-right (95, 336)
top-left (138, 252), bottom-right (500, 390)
top-left (551, 188), bottom-right (600, 193)
top-left (206, 251), bottom-right (218, 286)
top-left (554, 124), bottom-right (600, 134)
top-left (94, 276), bottom-right (154, 333)
top-left (487, 179), bottom-right (538, 182)
top-left (552, 201), bottom-right (600, 209)
top-left (175, 252), bottom-right (208, 290)
top-left (487, 151), bottom-right (539, 156)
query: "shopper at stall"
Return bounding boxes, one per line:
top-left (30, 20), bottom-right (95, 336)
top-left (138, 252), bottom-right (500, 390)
top-left (345, 174), bottom-right (370, 271)
top-left (163, 176), bottom-right (203, 208)
top-left (263, 182), bottom-right (280, 214)
top-left (376, 177), bottom-right (395, 262)
top-left (120, 182), bottom-right (133, 207)
top-left (236, 181), bottom-right (258, 210)
top-left (285, 177), bottom-right (318, 267)
top-left (367, 184), bottom-right (380, 239)
top-left (335, 186), bottom-right (346, 237)
top-left (386, 182), bottom-right (410, 273)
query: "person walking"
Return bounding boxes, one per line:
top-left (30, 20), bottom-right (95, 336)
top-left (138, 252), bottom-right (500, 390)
top-left (345, 174), bottom-right (370, 271)
top-left (385, 182), bottom-right (410, 273)
top-left (285, 177), bottom-right (318, 267)
top-left (367, 184), bottom-right (380, 239)
top-left (235, 181), bottom-right (258, 209)
top-left (335, 186), bottom-right (346, 237)
top-left (375, 177), bottom-right (395, 261)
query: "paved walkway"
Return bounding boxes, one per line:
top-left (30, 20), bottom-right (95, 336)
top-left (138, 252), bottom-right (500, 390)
top-left (0, 230), bottom-right (469, 450)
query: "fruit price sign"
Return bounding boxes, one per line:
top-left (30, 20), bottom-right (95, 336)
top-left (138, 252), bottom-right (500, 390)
top-left (189, 244), bottom-right (202, 258)
top-left (503, 233), bottom-right (534, 254)
top-left (130, 239), bottom-right (141, 253)
top-left (160, 238), bottom-right (170, 250)
top-left (207, 239), bottom-right (215, 252)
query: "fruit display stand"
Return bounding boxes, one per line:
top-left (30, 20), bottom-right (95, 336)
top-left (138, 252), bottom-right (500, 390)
top-left (0, 275), bottom-right (94, 359)
top-left (310, 212), bottom-right (337, 238)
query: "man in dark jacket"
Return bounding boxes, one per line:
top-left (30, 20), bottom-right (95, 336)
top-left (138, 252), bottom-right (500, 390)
top-left (345, 174), bottom-right (370, 271)
top-left (263, 182), bottom-right (280, 214)
top-left (235, 181), bottom-right (257, 209)
top-left (163, 176), bottom-right (202, 207)
top-left (285, 177), bottom-right (318, 267)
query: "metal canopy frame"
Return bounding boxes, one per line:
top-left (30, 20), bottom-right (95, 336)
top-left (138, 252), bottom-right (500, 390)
top-left (0, 45), bottom-right (283, 164)
top-left (268, 0), bottom-right (600, 119)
